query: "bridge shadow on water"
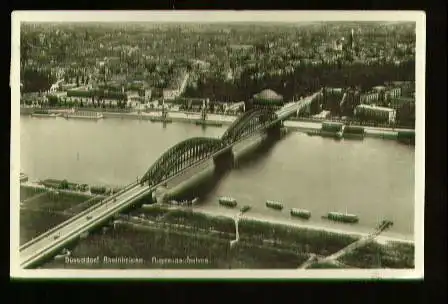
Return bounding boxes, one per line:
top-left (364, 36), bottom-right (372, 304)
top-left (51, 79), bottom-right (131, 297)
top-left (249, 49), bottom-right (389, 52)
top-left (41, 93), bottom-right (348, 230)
top-left (233, 136), bottom-right (278, 171)
top-left (165, 135), bottom-right (286, 204)
top-left (165, 165), bottom-right (232, 204)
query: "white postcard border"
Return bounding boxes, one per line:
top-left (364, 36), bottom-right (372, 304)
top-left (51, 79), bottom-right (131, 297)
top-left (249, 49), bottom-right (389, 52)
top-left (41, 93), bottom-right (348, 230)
top-left (10, 10), bottom-right (425, 279)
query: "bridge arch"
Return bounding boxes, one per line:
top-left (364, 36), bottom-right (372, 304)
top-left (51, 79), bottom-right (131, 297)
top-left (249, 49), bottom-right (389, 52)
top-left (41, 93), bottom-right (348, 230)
top-left (220, 108), bottom-right (278, 144)
top-left (141, 137), bottom-right (224, 187)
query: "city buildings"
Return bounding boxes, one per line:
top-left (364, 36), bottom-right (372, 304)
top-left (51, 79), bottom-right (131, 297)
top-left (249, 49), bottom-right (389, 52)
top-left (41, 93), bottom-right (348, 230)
top-left (163, 70), bottom-right (190, 101)
top-left (385, 87), bottom-right (402, 100)
top-left (360, 91), bottom-right (381, 104)
top-left (20, 23), bottom-right (416, 126)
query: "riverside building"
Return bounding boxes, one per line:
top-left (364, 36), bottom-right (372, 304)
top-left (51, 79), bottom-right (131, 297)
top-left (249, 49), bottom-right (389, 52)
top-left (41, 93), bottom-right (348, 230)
top-left (248, 89), bottom-right (284, 111)
top-left (354, 104), bottom-right (397, 124)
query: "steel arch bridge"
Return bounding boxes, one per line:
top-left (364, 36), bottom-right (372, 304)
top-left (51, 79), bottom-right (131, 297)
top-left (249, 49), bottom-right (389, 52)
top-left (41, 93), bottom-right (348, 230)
top-left (141, 137), bottom-right (224, 187)
top-left (141, 108), bottom-right (279, 187)
top-left (220, 108), bottom-right (278, 144)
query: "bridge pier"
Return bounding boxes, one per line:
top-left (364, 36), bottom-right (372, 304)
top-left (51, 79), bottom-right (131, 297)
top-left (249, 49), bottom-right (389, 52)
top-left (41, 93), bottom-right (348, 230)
top-left (266, 121), bottom-right (283, 140)
top-left (213, 147), bottom-right (234, 173)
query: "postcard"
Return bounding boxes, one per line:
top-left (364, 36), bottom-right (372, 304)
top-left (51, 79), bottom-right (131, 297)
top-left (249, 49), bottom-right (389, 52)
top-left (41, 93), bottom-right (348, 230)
top-left (10, 10), bottom-right (425, 279)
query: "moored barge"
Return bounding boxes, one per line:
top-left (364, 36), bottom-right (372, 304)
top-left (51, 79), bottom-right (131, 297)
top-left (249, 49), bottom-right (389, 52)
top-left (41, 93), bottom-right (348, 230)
top-left (195, 120), bottom-right (223, 127)
top-left (218, 196), bottom-right (237, 207)
top-left (64, 111), bottom-right (103, 120)
top-left (265, 200), bottom-right (284, 210)
top-left (290, 208), bottom-right (311, 219)
top-left (323, 211), bottom-right (359, 224)
top-left (150, 116), bottom-right (173, 123)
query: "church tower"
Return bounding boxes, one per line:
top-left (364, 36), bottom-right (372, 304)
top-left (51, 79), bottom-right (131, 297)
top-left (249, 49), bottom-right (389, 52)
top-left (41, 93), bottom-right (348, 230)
top-left (349, 28), bottom-right (355, 51)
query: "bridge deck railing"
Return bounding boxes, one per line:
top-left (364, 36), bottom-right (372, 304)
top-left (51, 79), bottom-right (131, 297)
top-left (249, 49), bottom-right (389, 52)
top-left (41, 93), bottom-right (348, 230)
top-left (19, 181), bottom-right (139, 251)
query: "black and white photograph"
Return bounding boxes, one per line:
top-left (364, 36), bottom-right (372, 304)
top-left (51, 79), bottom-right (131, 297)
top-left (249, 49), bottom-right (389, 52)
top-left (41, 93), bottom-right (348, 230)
top-left (10, 11), bottom-right (425, 279)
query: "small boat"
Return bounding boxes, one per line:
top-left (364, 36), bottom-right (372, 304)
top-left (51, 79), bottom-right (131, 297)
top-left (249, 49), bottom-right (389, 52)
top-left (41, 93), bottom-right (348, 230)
top-left (240, 205), bottom-right (251, 213)
top-left (218, 196), bottom-right (237, 207)
top-left (290, 208), bottom-right (311, 219)
top-left (266, 200), bottom-right (284, 210)
top-left (31, 111), bottom-right (60, 118)
top-left (195, 120), bottom-right (223, 127)
top-left (19, 173), bottom-right (28, 183)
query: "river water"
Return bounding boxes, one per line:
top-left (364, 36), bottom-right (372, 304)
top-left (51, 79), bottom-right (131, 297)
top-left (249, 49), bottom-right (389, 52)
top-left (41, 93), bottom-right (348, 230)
top-left (20, 115), bottom-right (415, 239)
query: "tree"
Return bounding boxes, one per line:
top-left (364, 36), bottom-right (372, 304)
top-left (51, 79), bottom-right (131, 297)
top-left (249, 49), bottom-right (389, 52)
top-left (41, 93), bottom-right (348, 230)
top-left (60, 179), bottom-right (69, 190)
top-left (47, 95), bottom-right (59, 107)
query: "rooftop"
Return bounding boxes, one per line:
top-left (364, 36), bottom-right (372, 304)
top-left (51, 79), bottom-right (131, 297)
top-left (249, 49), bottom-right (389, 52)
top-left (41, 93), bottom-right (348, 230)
top-left (357, 104), bottom-right (395, 112)
top-left (253, 89), bottom-right (283, 101)
top-left (372, 86), bottom-right (387, 91)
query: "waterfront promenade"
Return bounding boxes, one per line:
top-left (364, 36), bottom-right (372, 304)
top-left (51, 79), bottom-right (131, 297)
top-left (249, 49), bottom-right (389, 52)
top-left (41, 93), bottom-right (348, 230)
top-left (21, 106), bottom-right (414, 139)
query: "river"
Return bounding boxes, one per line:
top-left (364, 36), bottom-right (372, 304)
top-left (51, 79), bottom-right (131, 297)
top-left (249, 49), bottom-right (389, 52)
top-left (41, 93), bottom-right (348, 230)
top-left (20, 115), bottom-right (415, 239)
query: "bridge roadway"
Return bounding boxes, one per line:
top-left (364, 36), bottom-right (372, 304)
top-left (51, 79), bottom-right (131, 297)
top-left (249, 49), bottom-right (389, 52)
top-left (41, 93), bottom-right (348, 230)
top-left (20, 182), bottom-right (149, 269)
top-left (276, 92), bottom-right (321, 121)
top-left (19, 95), bottom-right (319, 269)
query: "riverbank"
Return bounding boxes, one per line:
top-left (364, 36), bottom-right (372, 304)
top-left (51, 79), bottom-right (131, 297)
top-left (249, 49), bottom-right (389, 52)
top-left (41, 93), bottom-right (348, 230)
top-left (20, 179), bottom-right (122, 197)
top-left (283, 120), bottom-right (414, 141)
top-left (21, 106), bottom-right (414, 141)
top-left (143, 204), bottom-right (413, 246)
top-left (38, 203), bottom-right (413, 269)
top-left (193, 207), bottom-right (413, 245)
top-left (20, 181), bottom-right (413, 246)
top-left (18, 181), bottom-right (414, 268)
top-left (21, 182), bottom-right (90, 197)
top-left (130, 204), bottom-right (414, 268)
